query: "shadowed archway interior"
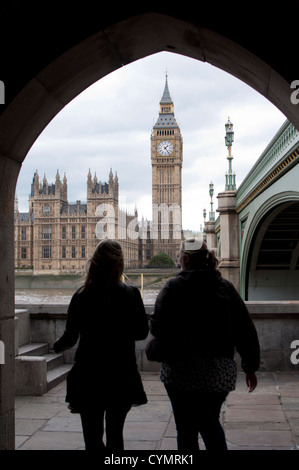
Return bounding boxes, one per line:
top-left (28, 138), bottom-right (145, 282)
top-left (0, 4), bottom-right (299, 449)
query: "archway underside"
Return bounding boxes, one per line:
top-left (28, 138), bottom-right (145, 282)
top-left (0, 12), bottom-right (297, 168)
top-left (0, 7), bottom-right (299, 449)
top-left (247, 202), bottom-right (299, 300)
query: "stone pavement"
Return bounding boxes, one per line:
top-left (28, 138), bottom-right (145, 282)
top-left (15, 371), bottom-right (299, 451)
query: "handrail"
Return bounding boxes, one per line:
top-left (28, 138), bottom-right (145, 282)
top-left (236, 120), bottom-right (299, 209)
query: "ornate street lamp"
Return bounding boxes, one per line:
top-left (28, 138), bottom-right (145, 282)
top-left (202, 207), bottom-right (207, 234)
top-left (209, 181), bottom-right (215, 221)
top-left (225, 117), bottom-right (236, 191)
top-left (225, 117), bottom-right (234, 149)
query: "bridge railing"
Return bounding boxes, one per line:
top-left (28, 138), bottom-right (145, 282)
top-left (236, 119), bottom-right (299, 209)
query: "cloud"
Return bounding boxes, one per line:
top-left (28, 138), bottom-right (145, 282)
top-left (16, 51), bottom-right (286, 230)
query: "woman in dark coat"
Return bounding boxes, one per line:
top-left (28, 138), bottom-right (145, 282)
top-left (54, 239), bottom-right (149, 450)
top-left (147, 238), bottom-right (260, 451)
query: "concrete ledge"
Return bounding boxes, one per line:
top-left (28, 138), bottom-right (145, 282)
top-left (14, 301), bottom-right (299, 372)
top-left (15, 356), bottom-right (47, 396)
top-left (15, 304), bottom-right (154, 317)
top-left (247, 301), bottom-right (299, 318)
top-left (15, 309), bottom-right (30, 348)
top-left (15, 304), bottom-right (69, 318)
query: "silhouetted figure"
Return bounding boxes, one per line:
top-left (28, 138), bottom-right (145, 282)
top-left (54, 240), bottom-right (149, 450)
top-left (147, 238), bottom-right (260, 451)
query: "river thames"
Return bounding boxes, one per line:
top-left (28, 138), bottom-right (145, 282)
top-left (15, 288), bottom-right (159, 305)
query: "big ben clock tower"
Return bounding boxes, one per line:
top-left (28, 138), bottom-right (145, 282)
top-left (151, 74), bottom-right (183, 262)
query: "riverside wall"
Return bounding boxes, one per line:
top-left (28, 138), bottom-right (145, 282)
top-left (14, 301), bottom-right (299, 372)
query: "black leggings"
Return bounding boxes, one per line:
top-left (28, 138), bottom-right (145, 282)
top-left (80, 403), bottom-right (131, 450)
top-left (165, 385), bottom-right (228, 451)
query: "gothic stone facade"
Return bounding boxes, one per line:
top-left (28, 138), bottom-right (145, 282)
top-left (14, 169), bottom-right (142, 273)
top-left (14, 76), bottom-right (182, 273)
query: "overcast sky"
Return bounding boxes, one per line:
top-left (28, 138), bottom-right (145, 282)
top-left (15, 51), bottom-right (286, 231)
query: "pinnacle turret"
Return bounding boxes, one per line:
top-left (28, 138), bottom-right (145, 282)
top-left (160, 72), bottom-right (172, 104)
top-left (154, 73), bottom-right (178, 129)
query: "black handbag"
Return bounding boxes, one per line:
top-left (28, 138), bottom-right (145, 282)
top-left (145, 337), bottom-right (167, 362)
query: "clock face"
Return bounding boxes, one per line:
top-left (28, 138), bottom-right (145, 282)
top-left (158, 140), bottom-right (173, 156)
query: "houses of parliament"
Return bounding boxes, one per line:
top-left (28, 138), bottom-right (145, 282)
top-left (14, 76), bottom-right (184, 273)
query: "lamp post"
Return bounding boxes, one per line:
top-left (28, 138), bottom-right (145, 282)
top-left (202, 207), bottom-right (207, 237)
top-left (225, 117), bottom-right (236, 191)
top-left (209, 181), bottom-right (215, 221)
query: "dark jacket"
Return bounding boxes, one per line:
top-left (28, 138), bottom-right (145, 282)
top-left (54, 282), bottom-right (149, 406)
top-left (150, 269), bottom-right (260, 374)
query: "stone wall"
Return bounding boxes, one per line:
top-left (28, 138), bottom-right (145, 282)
top-left (15, 301), bottom-right (299, 372)
top-left (246, 301), bottom-right (299, 371)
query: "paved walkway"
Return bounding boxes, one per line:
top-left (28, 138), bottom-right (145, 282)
top-left (15, 371), bottom-right (299, 451)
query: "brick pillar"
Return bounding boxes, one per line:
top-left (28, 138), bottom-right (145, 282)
top-left (217, 191), bottom-right (240, 292)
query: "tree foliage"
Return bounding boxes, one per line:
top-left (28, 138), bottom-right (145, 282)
top-left (148, 252), bottom-right (175, 267)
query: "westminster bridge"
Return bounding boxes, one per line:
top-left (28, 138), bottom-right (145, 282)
top-left (206, 119), bottom-right (299, 302)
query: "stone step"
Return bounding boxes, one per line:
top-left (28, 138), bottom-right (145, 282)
top-left (47, 363), bottom-right (72, 391)
top-left (18, 342), bottom-right (49, 357)
top-left (44, 352), bottom-right (64, 371)
top-left (16, 343), bottom-right (72, 395)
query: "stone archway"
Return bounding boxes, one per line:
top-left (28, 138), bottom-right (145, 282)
top-left (1, 9), bottom-right (299, 449)
top-left (241, 190), bottom-right (299, 299)
top-left (245, 200), bottom-right (299, 300)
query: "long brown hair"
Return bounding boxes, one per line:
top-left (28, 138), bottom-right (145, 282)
top-left (83, 239), bottom-right (124, 291)
top-left (180, 238), bottom-right (218, 271)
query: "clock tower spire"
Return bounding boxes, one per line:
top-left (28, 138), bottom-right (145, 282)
top-left (151, 73), bottom-right (183, 262)
top-left (156, 72), bottom-right (178, 128)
